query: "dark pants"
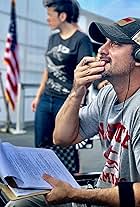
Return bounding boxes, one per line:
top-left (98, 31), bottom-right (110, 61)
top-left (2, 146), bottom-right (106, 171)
top-left (34, 93), bottom-right (79, 174)
top-left (35, 93), bottom-right (66, 148)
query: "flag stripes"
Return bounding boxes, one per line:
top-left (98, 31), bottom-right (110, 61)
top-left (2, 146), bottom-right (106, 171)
top-left (4, 0), bottom-right (20, 110)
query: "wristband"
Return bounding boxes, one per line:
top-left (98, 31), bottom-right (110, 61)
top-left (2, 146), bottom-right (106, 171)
top-left (118, 182), bottom-right (135, 207)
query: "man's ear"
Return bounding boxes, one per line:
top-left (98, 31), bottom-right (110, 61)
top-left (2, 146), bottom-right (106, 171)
top-left (59, 12), bottom-right (67, 22)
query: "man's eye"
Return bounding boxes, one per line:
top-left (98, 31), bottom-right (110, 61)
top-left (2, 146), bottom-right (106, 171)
top-left (110, 41), bottom-right (121, 47)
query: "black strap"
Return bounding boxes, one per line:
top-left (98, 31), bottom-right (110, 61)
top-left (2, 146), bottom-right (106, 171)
top-left (118, 182), bottom-right (135, 207)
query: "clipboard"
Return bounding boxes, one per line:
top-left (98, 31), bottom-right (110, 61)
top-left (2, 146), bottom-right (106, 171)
top-left (0, 181), bottom-right (49, 201)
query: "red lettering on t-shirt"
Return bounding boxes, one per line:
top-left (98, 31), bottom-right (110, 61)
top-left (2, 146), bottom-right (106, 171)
top-left (100, 171), bottom-right (121, 185)
top-left (99, 123), bottom-right (105, 139)
top-left (104, 146), bottom-right (118, 169)
top-left (98, 122), bottom-right (130, 185)
top-left (113, 123), bottom-right (125, 143)
top-left (99, 122), bottom-right (130, 149)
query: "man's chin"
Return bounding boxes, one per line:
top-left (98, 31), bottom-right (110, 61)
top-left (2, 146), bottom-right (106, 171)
top-left (101, 65), bottom-right (112, 79)
top-left (101, 71), bottom-right (110, 79)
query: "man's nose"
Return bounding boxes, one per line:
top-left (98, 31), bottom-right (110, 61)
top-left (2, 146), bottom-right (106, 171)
top-left (98, 40), bottom-right (110, 55)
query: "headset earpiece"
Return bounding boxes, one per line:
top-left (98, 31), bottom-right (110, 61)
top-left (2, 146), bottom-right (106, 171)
top-left (133, 48), bottom-right (140, 62)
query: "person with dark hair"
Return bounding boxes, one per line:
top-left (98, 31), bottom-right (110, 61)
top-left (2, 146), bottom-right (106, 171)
top-left (31, 0), bottom-right (93, 175)
top-left (71, 0), bottom-right (80, 23)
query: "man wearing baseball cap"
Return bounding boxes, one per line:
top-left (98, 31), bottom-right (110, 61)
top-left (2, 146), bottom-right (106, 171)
top-left (51, 17), bottom-right (140, 206)
top-left (9, 17), bottom-right (140, 207)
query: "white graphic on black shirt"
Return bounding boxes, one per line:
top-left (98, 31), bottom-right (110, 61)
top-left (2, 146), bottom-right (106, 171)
top-left (47, 56), bottom-right (66, 82)
top-left (46, 44), bottom-right (71, 94)
top-left (47, 79), bottom-right (70, 93)
top-left (47, 44), bottom-right (70, 61)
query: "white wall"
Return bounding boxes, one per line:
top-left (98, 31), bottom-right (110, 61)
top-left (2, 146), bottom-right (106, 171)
top-left (0, 4), bottom-right (113, 129)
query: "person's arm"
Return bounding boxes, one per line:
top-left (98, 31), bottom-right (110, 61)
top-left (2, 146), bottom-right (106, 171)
top-left (53, 57), bottom-right (105, 146)
top-left (43, 174), bottom-right (120, 206)
top-left (43, 174), bottom-right (140, 207)
top-left (31, 70), bottom-right (48, 112)
top-left (53, 87), bottom-right (84, 146)
top-left (71, 187), bottom-right (120, 207)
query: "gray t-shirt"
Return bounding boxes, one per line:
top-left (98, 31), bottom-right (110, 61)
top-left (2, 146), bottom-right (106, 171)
top-left (79, 84), bottom-right (140, 188)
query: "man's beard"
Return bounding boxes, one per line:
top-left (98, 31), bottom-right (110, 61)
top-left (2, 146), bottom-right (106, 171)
top-left (101, 67), bottom-right (112, 80)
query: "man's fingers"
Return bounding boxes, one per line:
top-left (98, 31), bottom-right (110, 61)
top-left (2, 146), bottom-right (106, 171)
top-left (76, 59), bottom-right (106, 77)
top-left (43, 174), bottom-right (59, 187)
top-left (78, 56), bottom-right (96, 67)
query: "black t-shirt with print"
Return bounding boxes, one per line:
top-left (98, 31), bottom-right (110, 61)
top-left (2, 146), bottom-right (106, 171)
top-left (45, 30), bottom-right (93, 98)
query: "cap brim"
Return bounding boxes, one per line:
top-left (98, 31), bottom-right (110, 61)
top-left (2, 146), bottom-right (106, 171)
top-left (89, 22), bottom-right (106, 44)
top-left (89, 21), bottom-right (134, 44)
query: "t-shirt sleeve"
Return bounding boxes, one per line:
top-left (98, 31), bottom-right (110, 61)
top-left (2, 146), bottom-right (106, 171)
top-left (44, 34), bottom-right (53, 68)
top-left (79, 85), bottom-right (113, 140)
top-left (76, 35), bottom-right (93, 64)
top-left (79, 95), bottom-right (100, 140)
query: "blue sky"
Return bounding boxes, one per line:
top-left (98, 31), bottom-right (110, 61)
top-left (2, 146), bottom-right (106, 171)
top-left (78, 0), bottom-right (140, 20)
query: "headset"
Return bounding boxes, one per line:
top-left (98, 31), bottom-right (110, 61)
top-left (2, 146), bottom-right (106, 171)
top-left (134, 48), bottom-right (140, 62)
top-left (133, 46), bottom-right (140, 62)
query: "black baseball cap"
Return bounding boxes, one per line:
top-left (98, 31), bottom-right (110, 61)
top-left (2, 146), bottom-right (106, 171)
top-left (89, 17), bottom-right (140, 46)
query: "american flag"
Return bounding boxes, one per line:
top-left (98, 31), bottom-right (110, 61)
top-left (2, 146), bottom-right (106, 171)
top-left (4, 0), bottom-right (20, 110)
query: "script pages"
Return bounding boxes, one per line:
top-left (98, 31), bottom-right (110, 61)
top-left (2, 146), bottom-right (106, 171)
top-left (0, 142), bottom-right (80, 200)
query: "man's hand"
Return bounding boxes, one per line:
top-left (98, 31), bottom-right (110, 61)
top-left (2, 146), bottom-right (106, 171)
top-left (73, 56), bottom-right (105, 98)
top-left (43, 174), bottom-right (75, 204)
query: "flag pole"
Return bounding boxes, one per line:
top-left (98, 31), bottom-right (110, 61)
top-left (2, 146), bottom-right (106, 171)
top-left (10, 83), bottom-right (26, 135)
top-left (0, 73), bottom-right (11, 132)
top-left (3, 0), bottom-right (21, 133)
